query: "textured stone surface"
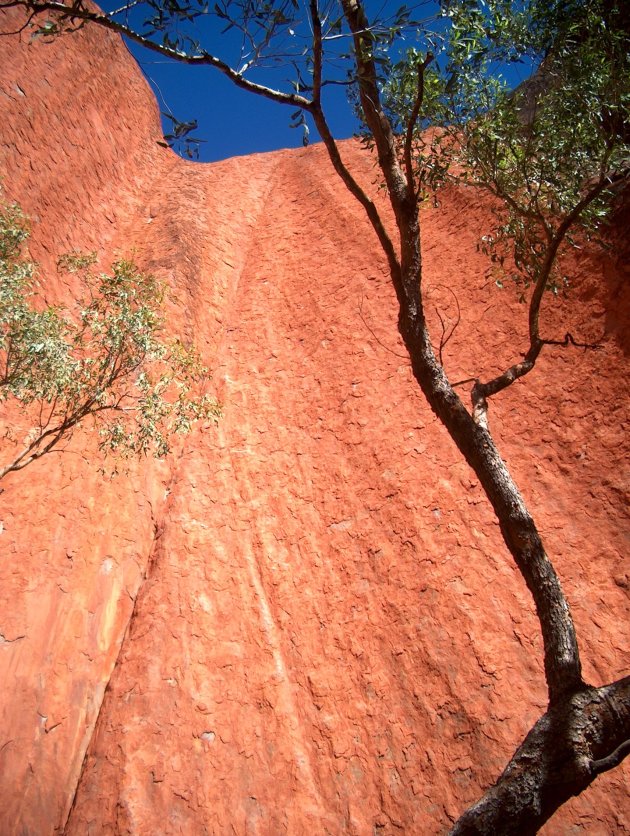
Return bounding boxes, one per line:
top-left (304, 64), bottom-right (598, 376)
top-left (0, 8), bottom-right (628, 834)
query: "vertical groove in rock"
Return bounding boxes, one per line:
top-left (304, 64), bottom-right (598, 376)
top-left (61, 511), bottom-right (167, 833)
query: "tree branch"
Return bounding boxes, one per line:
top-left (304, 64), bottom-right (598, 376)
top-left (451, 677), bottom-right (630, 835)
top-left (4, 0), bottom-right (313, 110)
top-left (472, 173), bottom-right (616, 422)
top-left (310, 104), bottom-right (400, 283)
top-left (591, 738), bottom-right (630, 775)
top-left (309, 0), bottom-right (322, 104)
top-left (340, 0), bottom-right (409, 211)
top-left (0, 4), bottom-right (36, 33)
top-left (404, 53), bottom-right (433, 201)
top-left (338, 1), bottom-right (582, 705)
top-left (528, 177), bottom-right (612, 346)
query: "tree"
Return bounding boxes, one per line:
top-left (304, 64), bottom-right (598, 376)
top-left (0, 199), bottom-right (220, 481)
top-left (0, 0), bottom-right (628, 831)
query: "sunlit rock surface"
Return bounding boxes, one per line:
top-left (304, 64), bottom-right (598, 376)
top-left (0, 9), bottom-right (628, 834)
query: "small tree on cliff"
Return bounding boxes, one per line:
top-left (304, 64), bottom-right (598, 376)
top-left (1, 0), bottom-right (629, 830)
top-left (0, 200), bottom-right (220, 481)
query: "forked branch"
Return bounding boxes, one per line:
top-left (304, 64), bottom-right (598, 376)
top-left (404, 52), bottom-right (433, 200)
top-left (450, 676), bottom-right (630, 835)
top-left (0, 0), bottom-right (313, 109)
top-left (471, 174), bottom-right (619, 426)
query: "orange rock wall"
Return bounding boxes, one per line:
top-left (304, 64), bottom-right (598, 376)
top-left (0, 10), bottom-right (628, 834)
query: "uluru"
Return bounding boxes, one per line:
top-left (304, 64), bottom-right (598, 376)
top-left (0, 4), bottom-right (628, 834)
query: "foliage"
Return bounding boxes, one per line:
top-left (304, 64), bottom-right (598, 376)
top-left (157, 110), bottom-right (207, 158)
top-left (0, 201), bottom-right (220, 480)
top-left (379, 0), bottom-right (629, 298)
top-left (448, 0), bottom-right (628, 296)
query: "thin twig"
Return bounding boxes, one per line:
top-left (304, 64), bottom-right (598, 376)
top-left (404, 53), bottom-right (433, 201)
top-left (358, 296), bottom-right (408, 360)
top-left (433, 284), bottom-right (461, 366)
top-left (541, 332), bottom-right (603, 350)
top-left (0, 7), bottom-right (36, 33)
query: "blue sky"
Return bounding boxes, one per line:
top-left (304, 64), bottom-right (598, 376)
top-left (122, 41), bottom-right (358, 161)
top-left (99, 1), bottom-right (446, 162)
top-left (99, 1), bottom-right (531, 162)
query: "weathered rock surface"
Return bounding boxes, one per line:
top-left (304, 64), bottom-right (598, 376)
top-left (0, 9), bottom-right (628, 834)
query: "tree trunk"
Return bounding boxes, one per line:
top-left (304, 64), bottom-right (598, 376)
top-left (385, 190), bottom-right (584, 705)
top-left (392, 210), bottom-right (629, 836)
top-left (399, 298), bottom-right (583, 703)
top-left (450, 677), bottom-right (630, 835)
top-left (338, 6), bottom-right (582, 706)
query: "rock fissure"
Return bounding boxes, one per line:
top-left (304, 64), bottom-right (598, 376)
top-left (61, 504), bottom-right (171, 833)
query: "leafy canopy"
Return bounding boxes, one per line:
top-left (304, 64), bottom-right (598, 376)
top-left (377, 0), bottom-right (629, 296)
top-left (0, 200), bottom-right (220, 480)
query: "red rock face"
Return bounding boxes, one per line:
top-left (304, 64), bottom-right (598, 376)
top-left (0, 9), bottom-right (628, 835)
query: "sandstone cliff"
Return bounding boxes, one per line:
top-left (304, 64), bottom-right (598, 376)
top-left (0, 9), bottom-right (628, 834)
